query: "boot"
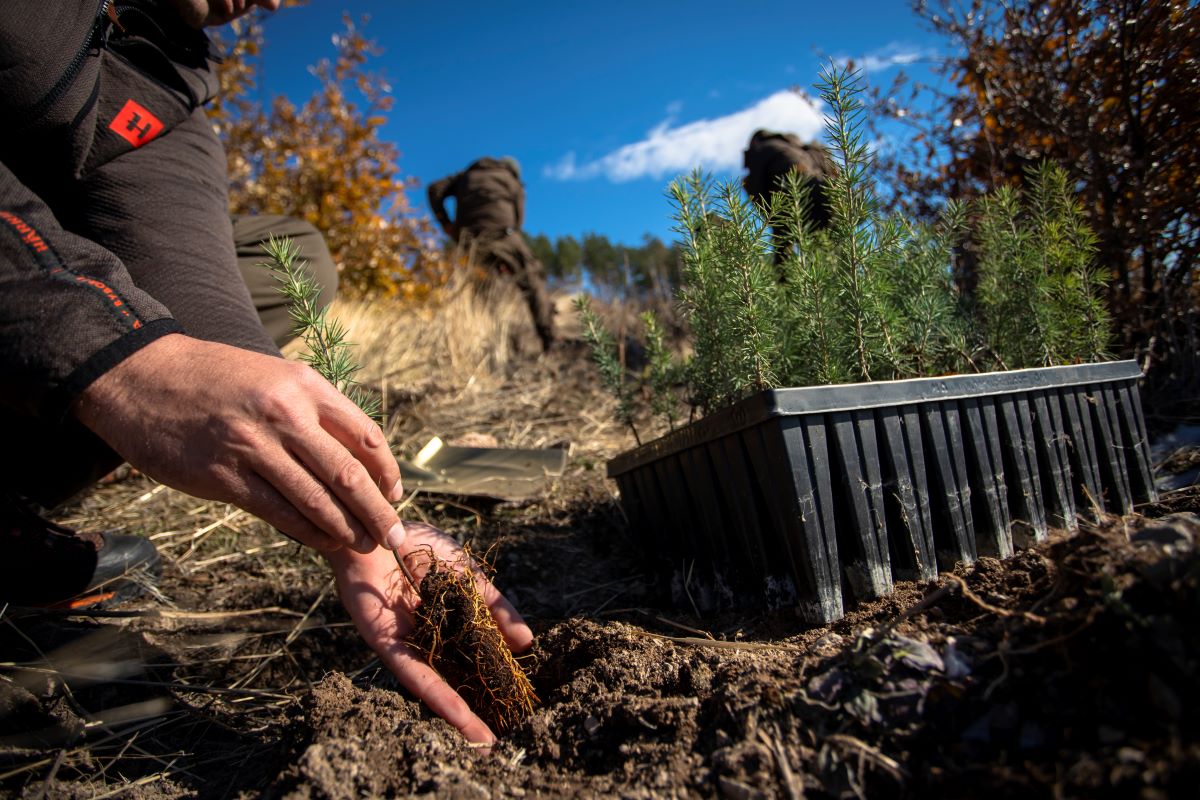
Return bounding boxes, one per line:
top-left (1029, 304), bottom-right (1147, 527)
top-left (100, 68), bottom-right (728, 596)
top-left (1, 495), bottom-right (161, 608)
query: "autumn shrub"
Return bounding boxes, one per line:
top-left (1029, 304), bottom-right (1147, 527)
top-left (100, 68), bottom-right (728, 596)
top-left (211, 13), bottom-right (452, 300)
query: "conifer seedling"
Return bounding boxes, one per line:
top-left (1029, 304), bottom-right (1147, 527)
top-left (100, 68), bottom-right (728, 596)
top-left (581, 62), bottom-right (1109, 430)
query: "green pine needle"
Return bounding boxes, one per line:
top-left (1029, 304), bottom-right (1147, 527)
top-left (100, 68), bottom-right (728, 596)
top-left (260, 235), bottom-right (381, 421)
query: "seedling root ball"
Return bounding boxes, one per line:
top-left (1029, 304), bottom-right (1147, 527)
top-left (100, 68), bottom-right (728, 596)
top-left (410, 548), bottom-right (538, 734)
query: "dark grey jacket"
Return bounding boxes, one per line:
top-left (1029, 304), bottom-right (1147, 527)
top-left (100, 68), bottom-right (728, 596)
top-left (0, 0), bottom-right (272, 423)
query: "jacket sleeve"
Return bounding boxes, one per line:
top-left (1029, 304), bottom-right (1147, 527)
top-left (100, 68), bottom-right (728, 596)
top-left (0, 159), bottom-right (181, 422)
top-left (426, 173), bottom-right (458, 236)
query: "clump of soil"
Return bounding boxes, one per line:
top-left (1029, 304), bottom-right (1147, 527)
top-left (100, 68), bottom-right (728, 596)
top-left (408, 550), bottom-right (538, 733)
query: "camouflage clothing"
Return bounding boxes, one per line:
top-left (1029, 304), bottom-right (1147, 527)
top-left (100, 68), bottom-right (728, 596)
top-left (428, 158), bottom-right (555, 349)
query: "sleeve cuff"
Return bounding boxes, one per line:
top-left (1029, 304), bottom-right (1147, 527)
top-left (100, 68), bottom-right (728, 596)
top-left (55, 318), bottom-right (183, 419)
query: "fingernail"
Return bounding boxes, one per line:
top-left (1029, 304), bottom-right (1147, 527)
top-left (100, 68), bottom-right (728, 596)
top-left (389, 478), bottom-right (404, 503)
top-left (384, 521), bottom-right (407, 550)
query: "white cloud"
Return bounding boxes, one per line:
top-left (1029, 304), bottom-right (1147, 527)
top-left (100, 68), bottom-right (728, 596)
top-left (544, 90), bottom-right (824, 183)
top-left (838, 43), bottom-right (938, 74)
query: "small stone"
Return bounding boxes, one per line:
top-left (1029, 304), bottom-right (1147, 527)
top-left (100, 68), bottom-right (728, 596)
top-left (583, 715), bottom-right (601, 736)
top-left (812, 632), bottom-right (843, 656)
top-left (943, 637), bottom-right (972, 680)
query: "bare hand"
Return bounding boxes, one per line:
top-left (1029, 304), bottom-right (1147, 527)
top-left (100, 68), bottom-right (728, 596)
top-left (326, 522), bottom-right (534, 744)
top-left (74, 333), bottom-right (406, 553)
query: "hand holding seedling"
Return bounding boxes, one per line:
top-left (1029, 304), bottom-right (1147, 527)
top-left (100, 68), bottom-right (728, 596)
top-left (74, 333), bottom-right (408, 554)
top-left (326, 522), bottom-right (535, 744)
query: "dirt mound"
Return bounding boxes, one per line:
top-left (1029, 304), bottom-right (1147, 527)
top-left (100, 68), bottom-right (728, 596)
top-left (248, 509), bottom-right (1200, 798)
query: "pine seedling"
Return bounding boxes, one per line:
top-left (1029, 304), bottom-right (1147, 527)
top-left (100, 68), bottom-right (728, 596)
top-left (670, 172), bottom-right (782, 412)
top-left (709, 180), bottom-right (782, 399)
top-left (640, 310), bottom-right (682, 430)
top-left (670, 171), bottom-right (729, 412)
top-left (817, 61), bottom-right (903, 382)
top-left (771, 172), bottom-right (849, 386)
top-left (975, 185), bottom-right (1034, 368)
top-left (882, 201), bottom-right (970, 376)
top-left (1026, 161), bottom-right (1109, 362)
top-left (260, 235), bottom-right (380, 420)
top-left (576, 294), bottom-right (639, 443)
top-left (974, 162), bottom-right (1108, 369)
top-left (261, 238), bottom-right (538, 732)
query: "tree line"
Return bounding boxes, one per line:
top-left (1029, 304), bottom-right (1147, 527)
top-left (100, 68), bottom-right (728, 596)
top-left (523, 232), bottom-right (683, 299)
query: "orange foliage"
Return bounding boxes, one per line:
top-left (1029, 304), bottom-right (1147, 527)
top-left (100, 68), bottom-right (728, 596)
top-left (209, 12), bottom-right (453, 300)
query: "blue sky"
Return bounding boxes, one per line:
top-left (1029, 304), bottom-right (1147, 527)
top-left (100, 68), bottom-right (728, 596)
top-left (249, 1), bottom-right (945, 247)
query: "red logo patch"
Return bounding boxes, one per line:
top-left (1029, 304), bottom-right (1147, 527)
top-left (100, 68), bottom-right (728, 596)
top-left (108, 99), bottom-right (163, 147)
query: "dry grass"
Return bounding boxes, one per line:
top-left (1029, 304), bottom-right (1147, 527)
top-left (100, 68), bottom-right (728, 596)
top-left (322, 279), bottom-right (531, 395)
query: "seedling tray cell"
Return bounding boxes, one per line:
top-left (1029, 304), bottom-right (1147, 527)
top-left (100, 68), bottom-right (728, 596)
top-left (959, 396), bottom-right (1013, 559)
top-left (830, 411), bottom-right (893, 601)
top-left (1061, 386), bottom-right (1105, 514)
top-left (877, 406), bottom-right (938, 583)
top-left (1032, 389), bottom-right (1077, 530)
top-left (608, 361), bottom-right (1156, 621)
top-left (919, 401), bottom-right (977, 570)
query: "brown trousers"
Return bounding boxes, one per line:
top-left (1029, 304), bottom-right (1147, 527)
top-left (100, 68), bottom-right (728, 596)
top-left (233, 214), bottom-right (338, 349)
top-left (462, 230), bottom-right (556, 349)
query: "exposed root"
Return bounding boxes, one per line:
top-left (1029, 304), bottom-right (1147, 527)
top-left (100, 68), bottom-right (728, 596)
top-left (408, 547), bottom-right (538, 734)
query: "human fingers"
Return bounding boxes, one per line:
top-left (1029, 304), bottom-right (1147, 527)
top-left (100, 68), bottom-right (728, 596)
top-left (476, 576), bottom-right (534, 652)
top-left (243, 439), bottom-right (385, 552)
top-left (318, 391), bottom-right (405, 504)
top-left (293, 389), bottom-right (406, 548)
top-left (230, 470), bottom-right (370, 554)
top-left (402, 523), bottom-right (533, 651)
top-left (287, 422), bottom-right (406, 552)
top-left (382, 644), bottom-right (497, 745)
top-left (328, 547), bottom-right (496, 744)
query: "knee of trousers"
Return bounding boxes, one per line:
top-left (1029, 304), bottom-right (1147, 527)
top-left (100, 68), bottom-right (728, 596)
top-left (233, 214), bottom-right (339, 348)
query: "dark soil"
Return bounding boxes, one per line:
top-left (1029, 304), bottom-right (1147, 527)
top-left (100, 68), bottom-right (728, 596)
top-left (2, 360), bottom-right (1198, 798)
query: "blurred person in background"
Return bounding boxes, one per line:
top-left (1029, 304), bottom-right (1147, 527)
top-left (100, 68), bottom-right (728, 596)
top-left (742, 129), bottom-right (836, 269)
top-left (428, 156), bottom-right (557, 350)
top-left (0, 0), bottom-right (526, 745)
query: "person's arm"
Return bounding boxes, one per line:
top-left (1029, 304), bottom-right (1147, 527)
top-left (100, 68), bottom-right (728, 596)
top-left (73, 330), bottom-right (528, 744)
top-left (0, 160), bottom-right (181, 421)
top-left (73, 333), bottom-right (407, 554)
top-left (426, 174), bottom-right (458, 238)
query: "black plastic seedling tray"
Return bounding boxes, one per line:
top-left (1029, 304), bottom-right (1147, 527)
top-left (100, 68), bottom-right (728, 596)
top-left (607, 360), bottom-right (1156, 623)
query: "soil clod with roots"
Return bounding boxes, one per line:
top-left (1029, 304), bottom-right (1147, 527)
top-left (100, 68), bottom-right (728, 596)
top-left (408, 547), bottom-right (538, 734)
